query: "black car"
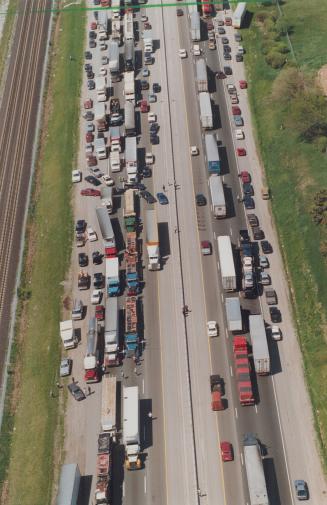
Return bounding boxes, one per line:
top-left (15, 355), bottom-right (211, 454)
top-left (89, 30), bottom-right (96, 39)
top-left (78, 252), bottom-right (88, 267)
top-left (176, 8), bottom-right (183, 15)
top-left (196, 193), bottom-right (206, 206)
top-left (85, 175), bottom-right (101, 186)
top-left (150, 123), bottom-right (159, 133)
top-left (85, 51), bottom-right (92, 60)
top-left (252, 227), bottom-right (265, 240)
top-left (223, 53), bottom-right (231, 60)
top-left (93, 0), bottom-right (100, 4)
top-left (223, 45), bottom-right (231, 53)
top-left (89, 39), bottom-right (96, 49)
top-left (86, 71), bottom-right (94, 79)
top-left (243, 183), bottom-right (254, 196)
top-left (221, 37), bottom-right (229, 44)
top-left (239, 229), bottom-right (250, 244)
top-left (142, 166), bottom-right (152, 178)
top-left (141, 80), bottom-right (149, 90)
top-left (261, 240), bottom-right (273, 254)
top-left (92, 251), bottom-right (103, 265)
top-left (84, 63), bottom-right (92, 72)
top-left (87, 80), bottom-right (95, 90)
top-left (243, 288), bottom-right (256, 299)
top-left (93, 272), bottom-right (104, 289)
top-left (134, 182), bottom-right (146, 191)
top-left (75, 219), bottom-right (86, 233)
top-left (223, 66), bottom-right (232, 75)
top-left (244, 196), bottom-right (255, 209)
top-left (68, 382), bottom-right (85, 401)
top-left (140, 190), bottom-right (156, 203)
top-left (153, 83), bottom-right (161, 93)
top-left (150, 135), bottom-right (159, 145)
top-left (218, 27), bottom-right (225, 34)
top-left (236, 53), bottom-right (243, 62)
top-left (269, 306), bottom-right (282, 323)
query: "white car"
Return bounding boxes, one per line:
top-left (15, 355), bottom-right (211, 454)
top-left (99, 42), bottom-right (107, 51)
top-left (102, 174), bottom-right (114, 186)
top-left (243, 271), bottom-right (254, 288)
top-left (91, 289), bottom-right (102, 305)
top-left (87, 227), bottom-right (97, 242)
top-left (148, 112), bottom-right (156, 123)
top-left (85, 143), bottom-right (93, 154)
top-left (242, 256), bottom-right (253, 272)
top-left (235, 129), bottom-right (244, 140)
top-left (259, 255), bottom-right (269, 269)
top-left (178, 49), bottom-right (187, 58)
top-left (190, 146), bottom-right (199, 156)
top-left (260, 272), bottom-right (271, 285)
top-left (99, 67), bottom-right (107, 76)
top-left (110, 158), bottom-right (120, 172)
top-left (145, 152), bottom-right (154, 164)
top-left (72, 170), bottom-right (82, 183)
top-left (271, 325), bottom-right (282, 341)
top-left (193, 44), bottom-right (201, 56)
top-left (141, 15), bottom-right (148, 22)
top-left (207, 321), bottom-right (218, 337)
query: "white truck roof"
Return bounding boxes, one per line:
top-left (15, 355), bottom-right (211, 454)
top-left (217, 236), bottom-right (235, 277)
top-left (125, 136), bottom-right (137, 163)
top-left (146, 209), bottom-right (159, 244)
top-left (123, 386), bottom-right (139, 444)
top-left (225, 297), bottom-right (242, 332)
top-left (106, 257), bottom-right (119, 278)
top-left (209, 174), bottom-right (225, 207)
top-left (249, 315), bottom-right (270, 373)
top-left (243, 434), bottom-right (269, 505)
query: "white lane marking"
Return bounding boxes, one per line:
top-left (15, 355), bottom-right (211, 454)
top-left (144, 474), bottom-right (147, 494)
top-left (221, 293), bottom-right (224, 303)
top-left (217, 261), bottom-right (220, 272)
top-left (225, 328), bottom-right (229, 339)
top-left (143, 378), bottom-right (145, 394)
top-left (235, 407), bottom-right (238, 419)
top-left (222, 176), bottom-right (225, 182)
top-left (254, 404), bottom-right (258, 414)
top-left (230, 365), bottom-right (233, 377)
top-left (123, 482), bottom-right (125, 497)
top-left (240, 452), bottom-right (244, 466)
top-left (229, 225), bottom-right (233, 236)
top-left (214, 231), bottom-right (217, 240)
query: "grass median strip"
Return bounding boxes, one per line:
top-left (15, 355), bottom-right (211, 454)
top-left (0, 5), bottom-right (85, 505)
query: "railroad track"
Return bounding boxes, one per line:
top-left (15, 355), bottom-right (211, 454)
top-left (0, 0), bottom-right (52, 384)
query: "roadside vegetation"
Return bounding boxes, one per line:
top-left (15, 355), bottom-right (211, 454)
top-left (242, 0), bottom-right (327, 467)
top-left (0, 0), bottom-right (18, 82)
top-left (0, 4), bottom-right (85, 504)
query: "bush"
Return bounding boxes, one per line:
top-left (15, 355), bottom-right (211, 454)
top-left (314, 136), bottom-right (327, 153)
top-left (271, 67), bottom-right (305, 102)
top-left (265, 51), bottom-right (287, 68)
top-left (275, 42), bottom-right (290, 54)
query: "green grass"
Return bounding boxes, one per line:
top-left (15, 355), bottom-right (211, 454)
top-left (1, 5), bottom-right (85, 505)
top-left (242, 1), bottom-right (327, 466)
top-left (0, 0), bottom-right (18, 81)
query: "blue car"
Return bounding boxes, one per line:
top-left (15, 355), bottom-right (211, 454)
top-left (244, 196), bottom-right (255, 209)
top-left (156, 192), bottom-right (169, 205)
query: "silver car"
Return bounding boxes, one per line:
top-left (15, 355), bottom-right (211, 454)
top-left (60, 358), bottom-right (72, 377)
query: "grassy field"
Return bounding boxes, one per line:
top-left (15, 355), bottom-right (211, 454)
top-left (242, 0), bottom-right (327, 466)
top-left (0, 0), bottom-right (18, 81)
top-left (0, 5), bottom-right (85, 505)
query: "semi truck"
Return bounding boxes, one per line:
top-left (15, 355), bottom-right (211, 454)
top-left (60, 320), bottom-right (77, 350)
top-left (95, 138), bottom-right (107, 160)
top-left (243, 433), bottom-right (269, 505)
top-left (100, 186), bottom-right (113, 214)
top-left (124, 189), bottom-right (137, 231)
top-left (210, 375), bottom-right (224, 411)
top-left (124, 100), bottom-right (135, 136)
top-left (124, 296), bottom-right (138, 352)
top-left (125, 39), bottom-right (135, 71)
top-left (95, 433), bottom-right (112, 505)
top-left (108, 41), bottom-right (120, 82)
top-left (225, 297), bottom-right (242, 332)
top-left (112, 0), bottom-right (121, 19)
top-left (95, 102), bottom-right (107, 131)
top-left (124, 71), bottom-right (135, 102)
top-left (199, 92), bottom-right (213, 129)
top-left (111, 19), bottom-right (121, 42)
top-left (101, 375), bottom-right (117, 433)
top-left (249, 314), bottom-right (270, 375)
top-left (110, 151), bottom-right (120, 173)
top-left (106, 257), bottom-right (120, 296)
top-left (123, 386), bottom-right (141, 470)
top-left (205, 133), bottom-right (221, 174)
top-left (209, 174), bottom-right (226, 218)
top-left (96, 206), bottom-right (117, 257)
top-left (56, 464), bottom-right (80, 505)
top-left (125, 136), bottom-right (138, 184)
top-left (233, 336), bottom-right (255, 406)
top-left (217, 236), bottom-right (236, 291)
top-left (84, 317), bottom-right (99, 383)
top-left (233, 2), bottom-right (247, 29)
top-left (143, 29), bottom-right (153, 52)
top-left (104, 297), bottom-right (119, 369)
top-left (190, 11), bottom-right (201, 41)
top-left (95, 77), bottom-right (107, 102)
top-left (196, 59), bottom-right (208, 92)
top-left (98, 10), bottom-right (108, 33)
top-left (126, 254), bottom-right (138, 295)
top-left (124, 11), bottom-right (134, 42)
top-left (146, 209), bottom-right (160, 270)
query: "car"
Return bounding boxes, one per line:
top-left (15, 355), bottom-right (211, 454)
top-left (232, 106), bottom-right (241, 116)
top-left (223, 53), bottom-right (231, 60)
top-left (259, 255), bottom-right (269, 269)
top-left (208, 41), bottom-right (216, 50)
top-left (261, 186), bottom-right (270, 199)
top-left (91, 289), bottom-right (103, 304)
top-left (270, 306), bottom-right (282, 323)
top-left (87, 79), bottom-right (95, 90)
top-left (235, 129), bottom-right (244, 140)
top-left (102, 174), bottom-right (114, 186)
top-left (243, 271), bottom-right (254, 288)
top-left (201, 240), bottom-right (212, 255)
top-left (86, 70), bottom-right (94, 79)
top-left (101, 55), bottom-right (108, 65)
top-left (81, 188), bottom-right (101, 197)
top-left (142, 68), bottom-right (150, 78)
top-left (243, 183), bottom-right (254, 196)
top-left (144, 22), bottom-right (151, 29)
top-left (99, 67), bottom-right (107, 76)
top-left (89, 167), bottom-right (103, 178)
top-left (95, 304), bottom-right (105, 321)
top-left (218, 27), bottom-right (225, 34)
top-left (208, 31), bottom-right (215, 41)
top-left (216, 71), bottom-right (226, 79)
top-left (150, 135), bottom-right (159, 145)
top-left (60, 358), bottom-right (72, 377)
top-left (234, 115), bottom-right (244, 127)
top-left (207, 21), bottom-right (214, 30)
top-left (152, 82), bottom-right (161, 93)
top-left (140, 99), bottom-right (149, 113)
top-left (144, 55), bottom-right (153, 65)
top-left (239, 80), bottom-right (248, 89)
top-left (221, 37), bottom-right (229, 44)
top-left (145, 152), bottom-right (154, 164)
top-left (84, 97), bottom-right (93, 109)
top-left (252, 227), bottom-right (265, 240)
top-left (242, 256), bottom-right (253, 272)
top-left (217, 19), bottom-right (224, 26)
top-left (220, 441), bottom-right (233, 462)
top-left (239, 229), bottom-right (250, 244)
top-left (85, 132), bottom-right (94, 143)
top-left (140, 190), bottom-right (156, 203)
top-left (207, 321), bottom-right (218, 337)
top-left (244, 196), bottom-right (255, 209)
top-left (177, 8), bottom-right (183, 16)
top-left (193, 44), bottom-right (201, 56)
top-left (271, 325), bottom-right (282, 341)
top-left (236, 53), bottom-right (243, 62)
top-left (261, 240), bottom-right (273, 254)
top-left (72, 170), bottom-right (82, 183)
top-left (223, 45), bottom-right (231, 53)
top-left (178, 49), bottom-right (187, 59)
top-left (234, 32), bottom-right (242, 42)
top-left (231, 95), bottom-right (239, 104)
top-left (84, 63), bottom-right (92, 72)
top-left (294, 480), bottom-right (309, 501)
top-left (260, 272), bottom-right (271, 285)
top-left (196, 193), bottom-right (206, 206)
top-left (67, 382), bottom-right (85, 401)
top-left (227, 84), bottom-right (236, 94)
top-left (157, 192), bottom-right (169, 205)
top-left (85, 51), bottom-right (92, 60)
top-left (99, 42), bottom-right (107, 51)
top-left (84, 175), bottom-right (101, 186)
top-left (190, 146), bottom-right (199, 156)
top-left (85, 122), bottom-right (94, 132)
top-left (85, 143), bottom-right (93, 154)
top-left (142, 166), bottom-right (152, 178)
top-left (148, 94), bottom-right (156, 103)
top-left (237, 147), bottom-right (247, 157)
top-left (148, 112), bottom-right (157, 123)
top-left (223, 66), bottom-right (232, 75)
top-left (90, 21), bottom-right (97, 29)
top-left (89, 39), bottom-right (96, 49)
top-left (247, 213), bottom-right (258, 227)
top-left (84, 110), bottom-right (94, 121)
top-left (89, 30), bottom-right (96, 39)
top-left (92, 251), bottom-right (102, 265)
top-left (93, 272), bottom-right (104, 289)
top-left (87, 227), bottom-right (97, 242)
top-left (75, 219), bottom-right (86, 233)
top-left (141, 14), bottom-right (148, 22)
top-left (225, 16), bottom-right (232, 25)
top-left (150, 123), bottom-right (159, 133)
top-left (78, 252), bottom-right (88, 267)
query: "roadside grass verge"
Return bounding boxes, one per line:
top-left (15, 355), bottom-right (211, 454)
top-left (242, 1), bottom-right (327, 467)
top-left (0, 0), bottom-right (18, 82)
top-left (1, 5), bottom-right (85, 505)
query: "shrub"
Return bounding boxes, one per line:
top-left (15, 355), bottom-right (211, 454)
top-left (265, 50), bottom-right (287, 68)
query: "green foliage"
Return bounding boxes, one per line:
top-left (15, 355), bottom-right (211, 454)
top-left (265, 50), bottom-right (287, 68)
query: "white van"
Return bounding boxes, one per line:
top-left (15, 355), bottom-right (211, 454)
top-left (71, 299), bottom-right (83, 320)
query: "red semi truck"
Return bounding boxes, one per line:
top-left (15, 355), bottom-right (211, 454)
top-left (233, 336), bottom-right (255, 406)
top-left (210, 375), bottom-right (224, 411)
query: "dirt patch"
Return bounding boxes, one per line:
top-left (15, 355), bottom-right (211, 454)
top-left (317, 65), bottom-right (327, 96)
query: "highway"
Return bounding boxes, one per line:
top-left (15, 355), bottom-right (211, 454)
top-left (0, 0), bottom-right (52, 406)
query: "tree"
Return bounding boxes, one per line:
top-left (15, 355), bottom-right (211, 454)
top-left (265, 51), bottom-right (287, 69)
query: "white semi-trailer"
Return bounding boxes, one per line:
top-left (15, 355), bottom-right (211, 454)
top-left (217, 236), bottom-right (236, 291)
top-left (243, 433), bottom-right (269, 505)
top-left (146, 210), bottom-right (160, 270)
top-left (123, 386), bottom-right (141, 470)
top-left (249, 314), bottom-right (270, 375)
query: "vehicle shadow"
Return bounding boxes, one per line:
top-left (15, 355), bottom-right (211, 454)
top-left (77, 475), bottom-right (92, 505)
top-left (112, 443), bottom-right (125, 505)
top-left (158, 221), bottom-right (170, 260)
top-left (140, 398), bottom-right (153, 450)
top-left (263, 457), bottom-right (282, 505)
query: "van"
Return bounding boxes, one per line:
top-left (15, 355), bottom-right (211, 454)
top-left (72, 299), bottom-right (83, 320)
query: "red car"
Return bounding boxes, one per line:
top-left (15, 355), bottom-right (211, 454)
top-left (240, 170), bottom-right (251, 183)
top-left (207, 21), bottom-right (214, 30)
top-left (140, 100), bottom-right (149, 113)
top-left (237, 147), bottom-right (247, 156)
top-left (95, 305), bottom-right (105, 320)
top-left (90, 21), bottom-right (97, 30)
top-left (84, 98), bottom-right (93, 109)
top-left (220, 441), bottom-right (233, 462)
top-left (225, 17), bottom-right (232, 26)
top-left (80, 188), bottom-right (101, 197)
top-left (232, 106), bottom-right (241, 116)
top-left (86, 132), bottom-right (94, 142)
top-left (239, 80), bottom-right (248, 89)
top-left (144, 22), bottom-right (151, 30)
top-left (86, 155), bottom-right (97, 167)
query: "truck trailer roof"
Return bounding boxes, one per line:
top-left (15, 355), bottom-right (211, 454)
top-left (217, 235), bottom-right (235, 277)
top-left (123, 386), bottom-right (139, 444)
top-left (146, 209), bottom-right (159, 244)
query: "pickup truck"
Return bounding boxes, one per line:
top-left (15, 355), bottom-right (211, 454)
top-left (265, 288), bottom-right (277, 305)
